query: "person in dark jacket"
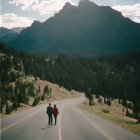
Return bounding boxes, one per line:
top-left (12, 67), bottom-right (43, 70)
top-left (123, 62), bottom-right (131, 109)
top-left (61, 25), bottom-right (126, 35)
top-left (53, 104), bottom-right (59, 125)
top-left (47, 103), bottom-right (53, 125)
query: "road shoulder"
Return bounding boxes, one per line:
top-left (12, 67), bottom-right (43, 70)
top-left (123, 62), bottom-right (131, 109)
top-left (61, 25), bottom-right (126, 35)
top-left (77, 102), bottom-right (140, 136)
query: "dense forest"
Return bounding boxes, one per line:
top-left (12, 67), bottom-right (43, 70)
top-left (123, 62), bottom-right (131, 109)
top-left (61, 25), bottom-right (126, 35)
top-left (0, 42), bottom-right (140, 122)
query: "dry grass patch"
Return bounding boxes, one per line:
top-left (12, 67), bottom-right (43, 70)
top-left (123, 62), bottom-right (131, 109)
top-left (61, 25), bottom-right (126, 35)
top-left (78, 98), bottom-right (140, 136)
top-left (1, 75), bottom-right (82, 119)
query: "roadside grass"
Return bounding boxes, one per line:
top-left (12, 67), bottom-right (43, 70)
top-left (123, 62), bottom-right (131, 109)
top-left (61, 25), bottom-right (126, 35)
top-left (78, 104), bottom-right (140, 136)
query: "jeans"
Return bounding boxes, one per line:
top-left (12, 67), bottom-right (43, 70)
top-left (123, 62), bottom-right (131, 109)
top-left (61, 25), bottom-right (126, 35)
top-left (48, 115), bottom-right (52, 125)
top-left (54, 115), bottom-right (57, 125)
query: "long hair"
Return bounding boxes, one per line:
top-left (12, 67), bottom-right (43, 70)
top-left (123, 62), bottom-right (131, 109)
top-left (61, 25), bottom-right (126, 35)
top-left (54, 104), bottom-right (56, 108)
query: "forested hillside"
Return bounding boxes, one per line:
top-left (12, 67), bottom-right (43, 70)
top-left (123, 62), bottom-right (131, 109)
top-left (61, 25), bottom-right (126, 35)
top-left (0, 42), bottom-right (80, 115)
top-left (0, 42), bottom-right (140, 122)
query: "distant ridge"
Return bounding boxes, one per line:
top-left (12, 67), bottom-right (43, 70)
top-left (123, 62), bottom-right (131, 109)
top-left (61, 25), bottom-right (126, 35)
top-left (0, 27), bottom-right (25, 42)
top-left (0, 27), bottom-right (18, 42)
top-left (12, 27), bottom-right (26, 33)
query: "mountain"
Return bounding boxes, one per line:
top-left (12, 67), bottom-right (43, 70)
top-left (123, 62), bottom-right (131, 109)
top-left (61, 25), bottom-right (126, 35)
top-left (11, 27), bottom-right (26, 33)
top-left (7, 0), bottom-right (140, 56)
top-left (0, 27), bottom-right (18, 42)
top-left (0, 27), bottom-right (25, 42)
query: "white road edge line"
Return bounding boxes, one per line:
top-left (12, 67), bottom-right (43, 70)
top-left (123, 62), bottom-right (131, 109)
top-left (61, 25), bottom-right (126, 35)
top-left (77, 108), bottom-right (115, 140)
top-left (0, 107), bottom-right (45, 133)
top-left (1, 104), bottom-right (47, 121)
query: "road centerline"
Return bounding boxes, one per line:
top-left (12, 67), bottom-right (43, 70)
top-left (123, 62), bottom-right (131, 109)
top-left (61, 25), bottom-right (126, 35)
top-left (59, 103), bottom-right (66, 140)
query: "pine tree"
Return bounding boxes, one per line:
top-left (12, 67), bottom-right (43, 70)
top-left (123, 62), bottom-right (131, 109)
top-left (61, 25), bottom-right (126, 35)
top-left (6, 100), bottom-right (10, 114)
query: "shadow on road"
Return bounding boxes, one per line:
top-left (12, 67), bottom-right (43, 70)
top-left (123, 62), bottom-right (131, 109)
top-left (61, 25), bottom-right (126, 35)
top-left (41, 125), bottom-right (52, 130)
top-left (44, 124), bottom-right (49, 126)
top-left (41, 124), bottom-right (56, 130)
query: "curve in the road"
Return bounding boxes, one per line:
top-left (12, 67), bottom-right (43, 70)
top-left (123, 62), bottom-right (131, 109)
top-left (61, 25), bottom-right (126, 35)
top-left (1, 97), bottom-right (140, 140)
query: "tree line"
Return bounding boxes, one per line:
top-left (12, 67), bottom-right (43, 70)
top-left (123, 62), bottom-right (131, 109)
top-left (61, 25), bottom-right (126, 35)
top-left (0, 42), bottom-right (140, 122)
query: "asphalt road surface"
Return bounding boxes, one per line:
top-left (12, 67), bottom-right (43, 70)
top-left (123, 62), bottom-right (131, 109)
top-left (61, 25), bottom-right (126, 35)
top-left (1, 96), bottom-right (140, 140)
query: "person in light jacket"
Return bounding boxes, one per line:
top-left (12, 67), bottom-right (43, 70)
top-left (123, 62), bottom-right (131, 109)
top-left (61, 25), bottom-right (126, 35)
top-left (53, 104), bottom-right (59, 125)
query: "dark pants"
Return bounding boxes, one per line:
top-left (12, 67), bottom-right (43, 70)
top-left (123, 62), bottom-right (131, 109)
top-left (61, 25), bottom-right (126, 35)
top-left (54, 115), bottom-right (57, 125)
top-left (48, 115), bottom-right (52, 125)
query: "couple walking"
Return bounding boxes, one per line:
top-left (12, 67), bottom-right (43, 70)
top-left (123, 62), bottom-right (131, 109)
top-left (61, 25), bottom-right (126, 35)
top-left (46, 103), bottom-right (59, 125)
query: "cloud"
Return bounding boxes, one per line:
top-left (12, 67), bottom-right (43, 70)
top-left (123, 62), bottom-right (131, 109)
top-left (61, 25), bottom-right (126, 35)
top-left (9, 0), bottom-right (76, 13)
top-left (32, 0), bottom-right (76, 15)
top-left (112, 0), bottom-right (116, 3)
top-left (112, 3), bottom-right (140, 23)
top-left (9, 0), bottom-right (39, 10)
top-left (0, 13), bottom-right (35, 29)
top-left (132, 17), bottom-right (140, 23)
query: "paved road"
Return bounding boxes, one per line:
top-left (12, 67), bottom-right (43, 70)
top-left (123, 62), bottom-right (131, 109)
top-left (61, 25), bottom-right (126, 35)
top-left (1, 96), bottom-right (140, 140)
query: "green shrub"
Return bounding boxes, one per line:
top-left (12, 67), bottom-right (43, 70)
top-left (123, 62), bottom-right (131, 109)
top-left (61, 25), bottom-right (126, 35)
top-left (41, 95), bottom-right (44, 101)
top-left (102, 109), bottom-right (109, 113)
top-left (98, 98), bottom-right (102, 103)
top-left (32, 97), bottom-right (39, 106)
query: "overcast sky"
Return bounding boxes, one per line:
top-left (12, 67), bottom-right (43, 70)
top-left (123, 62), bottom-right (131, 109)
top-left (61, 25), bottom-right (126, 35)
top-left (0, 0), bottom-right (140, 29)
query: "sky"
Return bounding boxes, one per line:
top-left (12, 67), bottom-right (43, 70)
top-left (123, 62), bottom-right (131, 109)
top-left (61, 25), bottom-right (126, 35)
top-left (0, 0), bottom-right (140, 29)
